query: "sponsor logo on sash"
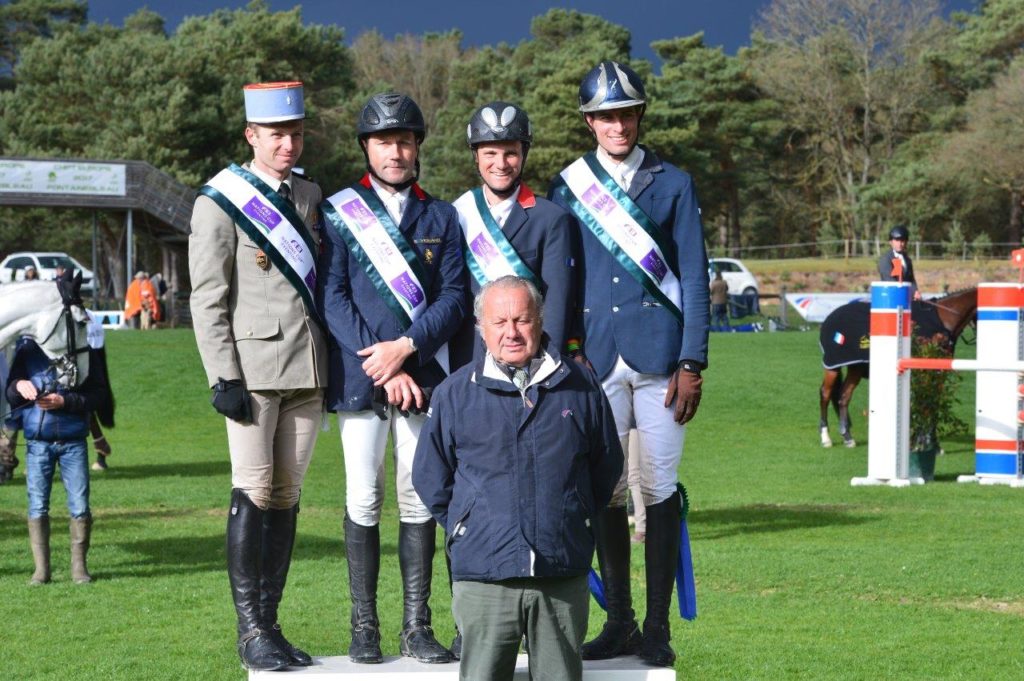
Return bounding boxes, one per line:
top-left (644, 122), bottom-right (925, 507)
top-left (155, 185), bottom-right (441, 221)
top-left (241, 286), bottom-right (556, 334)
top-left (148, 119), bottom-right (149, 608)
top-left (242, 196), bottom-right (282, 231)
top-left (469, 233), bottom-right (501, 265)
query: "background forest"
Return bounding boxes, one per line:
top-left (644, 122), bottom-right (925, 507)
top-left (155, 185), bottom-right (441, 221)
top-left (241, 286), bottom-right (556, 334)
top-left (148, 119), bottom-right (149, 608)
top-left (1, 0), bottom-right (1023, 296)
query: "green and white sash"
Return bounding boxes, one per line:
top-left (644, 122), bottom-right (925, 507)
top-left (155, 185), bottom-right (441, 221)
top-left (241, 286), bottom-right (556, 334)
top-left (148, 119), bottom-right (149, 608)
top-left (452, 187), bottom-right (540, 288)
top-left (551, 153), bottom-right (683, 323)
top-left (200, 164), bottom-right (318, 315)
top-left (321, 184), bottom-right (428, 330)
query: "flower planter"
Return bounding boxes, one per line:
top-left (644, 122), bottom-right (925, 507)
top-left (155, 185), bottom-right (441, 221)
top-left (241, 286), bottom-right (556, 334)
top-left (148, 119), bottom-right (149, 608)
top-left (909, 445), bottom-right (938, 482)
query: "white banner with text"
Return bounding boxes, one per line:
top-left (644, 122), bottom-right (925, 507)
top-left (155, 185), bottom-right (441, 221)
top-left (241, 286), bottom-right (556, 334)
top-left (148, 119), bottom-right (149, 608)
top-left (0, 160), bottom-right (126, 196)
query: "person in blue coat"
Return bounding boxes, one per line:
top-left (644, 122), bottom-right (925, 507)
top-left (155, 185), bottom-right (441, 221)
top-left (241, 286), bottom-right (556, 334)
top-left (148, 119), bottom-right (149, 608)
top-left (449, 101), bottom-right (580, 370)
top-left (549, 60), bottom-right (710, 667)
top-left (6, 337), bottom-right (105, 586)
top-left (413, 275), bottom-right (623, 681)
top-left (317, 92), bottom-right (467, 665)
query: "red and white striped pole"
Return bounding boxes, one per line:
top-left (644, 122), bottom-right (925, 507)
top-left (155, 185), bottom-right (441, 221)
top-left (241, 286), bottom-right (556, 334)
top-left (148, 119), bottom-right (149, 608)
top-left (963, 283), bottom-right (1024, 486)
top-left (854, 282), bottom-right (914, 486)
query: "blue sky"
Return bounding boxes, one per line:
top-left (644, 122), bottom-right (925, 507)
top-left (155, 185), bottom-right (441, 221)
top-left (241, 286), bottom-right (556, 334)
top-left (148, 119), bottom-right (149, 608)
top-left (87, 1), bottom-right (980, 64)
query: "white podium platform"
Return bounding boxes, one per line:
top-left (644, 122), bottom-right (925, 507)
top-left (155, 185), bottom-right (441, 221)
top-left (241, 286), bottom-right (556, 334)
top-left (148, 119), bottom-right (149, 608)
top-left (250, 655), bottom-right (676, 680)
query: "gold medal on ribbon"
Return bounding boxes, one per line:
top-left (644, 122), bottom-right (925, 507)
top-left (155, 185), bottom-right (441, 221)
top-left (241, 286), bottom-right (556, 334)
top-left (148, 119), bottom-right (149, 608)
top-left (255, 250), bottom-right (270, 270)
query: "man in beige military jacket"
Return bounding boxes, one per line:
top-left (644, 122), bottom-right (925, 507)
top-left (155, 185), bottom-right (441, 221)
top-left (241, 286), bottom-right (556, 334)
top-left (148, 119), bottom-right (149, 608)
top-left (189, 81), bottom-right (327, 673)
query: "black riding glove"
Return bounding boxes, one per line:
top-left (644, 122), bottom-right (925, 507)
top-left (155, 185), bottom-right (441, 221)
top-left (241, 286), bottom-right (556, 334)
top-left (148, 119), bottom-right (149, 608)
top-left (398, 386), bottom-right (433, 418)
top-left (211, 378), bottom-right (252, 423)
top-left (371, 386), bottom-right (389, 420)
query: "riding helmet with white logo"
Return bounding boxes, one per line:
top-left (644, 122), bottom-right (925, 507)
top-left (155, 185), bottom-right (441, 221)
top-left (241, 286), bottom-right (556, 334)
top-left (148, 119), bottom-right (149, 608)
top-left (578, 60), bottom-right (647, 113)
top-left (466, 101), bottom-right (533, 151)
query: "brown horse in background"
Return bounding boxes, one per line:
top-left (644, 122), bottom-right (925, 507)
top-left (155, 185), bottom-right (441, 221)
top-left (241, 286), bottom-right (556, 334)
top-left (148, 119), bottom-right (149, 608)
top-left (818, 288), bottom-right (976, 447)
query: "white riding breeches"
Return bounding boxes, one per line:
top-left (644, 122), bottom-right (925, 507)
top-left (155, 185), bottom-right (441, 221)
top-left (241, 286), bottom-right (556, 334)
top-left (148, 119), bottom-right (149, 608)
top-left (338, 407), bottom-right (432, 526)
top-left (601, 356), bottom-right (686, 507)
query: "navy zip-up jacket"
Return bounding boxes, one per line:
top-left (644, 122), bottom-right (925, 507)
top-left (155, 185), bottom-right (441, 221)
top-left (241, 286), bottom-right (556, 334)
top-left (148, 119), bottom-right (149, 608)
top-left (5, 340), bottom-right (101, 442)
top-left (412, 347), bottom-right (623, 582)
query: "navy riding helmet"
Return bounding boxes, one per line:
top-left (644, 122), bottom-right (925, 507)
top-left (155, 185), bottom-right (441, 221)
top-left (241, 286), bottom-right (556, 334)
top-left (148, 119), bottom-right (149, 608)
top-left (578, 60), bottom-right (647, 113)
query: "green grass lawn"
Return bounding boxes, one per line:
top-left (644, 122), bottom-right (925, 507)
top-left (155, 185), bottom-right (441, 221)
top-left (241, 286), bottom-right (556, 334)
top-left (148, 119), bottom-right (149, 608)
top-left (2, 328), bottom-right (1021, 680)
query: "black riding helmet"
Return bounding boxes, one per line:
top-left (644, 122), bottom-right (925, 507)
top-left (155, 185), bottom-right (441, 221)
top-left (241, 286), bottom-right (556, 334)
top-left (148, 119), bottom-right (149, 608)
top-left (357, 92), bottom-right (425, 190)
top-left (888, 225), bottom-right (910, 241)
top-left (467, 101), bottom-right (532, 150)
top-left (357, 92), bottom-right (426, 142)
top-left (467, 101), bottom-right (533, 191)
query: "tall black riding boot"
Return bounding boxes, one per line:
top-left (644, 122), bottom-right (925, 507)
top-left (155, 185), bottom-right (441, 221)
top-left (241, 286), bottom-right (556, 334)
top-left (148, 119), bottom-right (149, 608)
top-left (227, 489), bottom-right (289, 671)
top-left (639, 493), bottom-right (681, 667)
top-left (398, 519), bottom-right (453, 663)
top-left (582, 505), bottom-right (642, 660)
top-left (345, 515), bottom-right (383, 664)
top-left (260, 504), bottom-right (312, 666)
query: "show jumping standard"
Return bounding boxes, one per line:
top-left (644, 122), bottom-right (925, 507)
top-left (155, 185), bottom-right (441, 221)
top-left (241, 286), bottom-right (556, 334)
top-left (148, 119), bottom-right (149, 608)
top-left (818, 287), bottom-right (976, 448)
top-left (858, 281), bottom-right (1024, 487)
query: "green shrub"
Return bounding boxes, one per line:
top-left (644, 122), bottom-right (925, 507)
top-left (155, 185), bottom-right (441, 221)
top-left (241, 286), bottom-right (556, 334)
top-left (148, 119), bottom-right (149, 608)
top-left (910, 334), bottom-right (967, 451)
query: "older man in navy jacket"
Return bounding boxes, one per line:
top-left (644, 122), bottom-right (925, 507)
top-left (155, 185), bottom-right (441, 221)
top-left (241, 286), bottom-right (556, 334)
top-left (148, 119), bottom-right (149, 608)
top-left (413, 276), bottom-right (622, 681)
top-left (550, 60), bottom-right (710, 667)
top-left (318, 92), bottom-right (467, 665)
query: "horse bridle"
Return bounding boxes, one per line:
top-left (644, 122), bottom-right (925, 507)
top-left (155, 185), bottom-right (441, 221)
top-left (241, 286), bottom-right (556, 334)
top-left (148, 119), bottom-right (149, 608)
top-left (918, 298), bottom-right (977, 346)
top-left (37, 301), bottom-right (89, 388)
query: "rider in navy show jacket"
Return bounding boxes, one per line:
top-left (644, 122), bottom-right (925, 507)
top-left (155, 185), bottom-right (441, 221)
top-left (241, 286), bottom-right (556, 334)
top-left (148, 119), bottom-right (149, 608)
top-left (318, 175), bottom-right (468, 413)
top-left (412, 341), bottom-right (623, 582)
top-left (450, 186), bottom-right (578, 370)
top-left (553, 147), bottom-right (710, 379)
top-left (548, 60), bottom-right (709, 669)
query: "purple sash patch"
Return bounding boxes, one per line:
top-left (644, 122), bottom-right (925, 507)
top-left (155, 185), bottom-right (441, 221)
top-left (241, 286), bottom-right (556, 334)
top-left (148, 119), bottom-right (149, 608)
top-left (581, 184), bottom-right (616, 216)
top-left (640, 249), bottom-right (668, 282)
top-left (243, 196), bottom-right (281, 231)
top-left (469, 233), bottom-right (500, 265)
top-left (390, 272), bottom-right (425, 309)
top-left (341, 199), bottom-right (378, 230)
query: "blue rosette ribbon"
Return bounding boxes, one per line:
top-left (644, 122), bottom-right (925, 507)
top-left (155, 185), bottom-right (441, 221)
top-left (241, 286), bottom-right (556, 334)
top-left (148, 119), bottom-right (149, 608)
top-left (588, 483), bottom-right (697, 620)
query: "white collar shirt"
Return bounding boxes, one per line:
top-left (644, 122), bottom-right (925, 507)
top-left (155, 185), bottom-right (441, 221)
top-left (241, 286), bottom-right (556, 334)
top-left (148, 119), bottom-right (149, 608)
top-left (488, 186), bottom-right (520, 229)
top-left (369, 175), bottom-right (411, 227)
top-left (595, 145), bottom-right (644, 191)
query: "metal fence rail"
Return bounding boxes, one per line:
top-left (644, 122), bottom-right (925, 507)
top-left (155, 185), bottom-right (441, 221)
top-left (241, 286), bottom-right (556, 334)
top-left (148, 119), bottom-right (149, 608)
top-left (711, 239), bottom-right (1022, 260)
